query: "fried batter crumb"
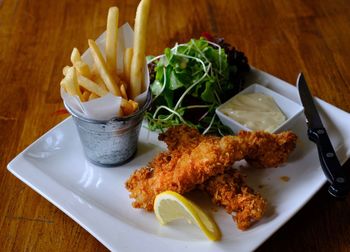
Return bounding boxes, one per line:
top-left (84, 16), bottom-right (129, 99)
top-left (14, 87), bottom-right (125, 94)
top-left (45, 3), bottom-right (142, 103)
top-left (125, 125), bottom-right (297, 230)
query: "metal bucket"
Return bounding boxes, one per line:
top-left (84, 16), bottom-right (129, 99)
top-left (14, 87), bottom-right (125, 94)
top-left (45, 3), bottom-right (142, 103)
top-left (64, 92), bottom-right (152, 167)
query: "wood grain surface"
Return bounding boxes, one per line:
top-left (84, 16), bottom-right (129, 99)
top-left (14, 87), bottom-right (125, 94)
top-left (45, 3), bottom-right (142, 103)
top-left (1, 0), bottom-right (350, 251)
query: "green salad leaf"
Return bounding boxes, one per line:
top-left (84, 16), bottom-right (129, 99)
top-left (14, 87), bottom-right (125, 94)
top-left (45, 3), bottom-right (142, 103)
top-left (146, 37), bottom-right (249, 135)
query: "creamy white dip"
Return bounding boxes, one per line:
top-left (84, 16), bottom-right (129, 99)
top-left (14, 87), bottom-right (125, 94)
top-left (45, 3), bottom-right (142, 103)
top-left (220, 92), bottom-right (286, 132)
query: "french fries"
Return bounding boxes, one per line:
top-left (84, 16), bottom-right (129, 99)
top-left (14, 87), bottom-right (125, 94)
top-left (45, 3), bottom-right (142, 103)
top-left (89, 92), bottom-right (100, 101)
top-left (91, 67), bottom-right (109, 92)
top-left (60, 3), bottom-right (150, 117)
top-left (82, 90), bottom-right (91, 102)
top-left (130, 0), bottom-right (151, 99)
top-left (121, 98), bottom-right (139, 116)
top-left (70, 48), bottom-right (81, 63)
top-left (106, 7), bottom-right (119, 75)
top-left (88, 39), bottom-right (122, 96)
top-left (60, 67), bottom-right (83, 100)
top-left (70, 48), bottom-right (91, 78)
top-left (62, 65), bottom-right (70, 76)
top-left (78, 75), bottom-right (109, 97)
top-left (63, 66), bottom-right (108, 97)
top-left (123, 47), bottom-right (133, 85)
top-left (120, 84), bottom-right (128, 100)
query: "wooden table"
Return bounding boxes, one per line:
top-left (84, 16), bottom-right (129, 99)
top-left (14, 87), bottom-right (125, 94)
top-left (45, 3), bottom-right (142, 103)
top-left (1, 0), bottom-right (350, 251)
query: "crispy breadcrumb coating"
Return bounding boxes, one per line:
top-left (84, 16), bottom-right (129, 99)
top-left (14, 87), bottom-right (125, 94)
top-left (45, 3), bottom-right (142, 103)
top-left (125, 125), bottom-right (297, 229)
top-left (125, 134), bottom-right (245, 210)
top-left (200, 169), bottom-right (267, 230)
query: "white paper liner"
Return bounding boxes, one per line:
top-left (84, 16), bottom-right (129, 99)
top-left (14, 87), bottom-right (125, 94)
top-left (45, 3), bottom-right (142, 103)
top-left (61, 23), bottom-right (150, 121)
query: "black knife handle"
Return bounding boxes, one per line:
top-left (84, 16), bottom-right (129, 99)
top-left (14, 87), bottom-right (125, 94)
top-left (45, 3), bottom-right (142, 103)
top-left (308, 128), bottom-right (349, 198)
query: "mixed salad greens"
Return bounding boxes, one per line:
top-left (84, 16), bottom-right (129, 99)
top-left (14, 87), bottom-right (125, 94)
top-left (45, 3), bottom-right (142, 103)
top-left (146, 36), bottom-right (250, 135)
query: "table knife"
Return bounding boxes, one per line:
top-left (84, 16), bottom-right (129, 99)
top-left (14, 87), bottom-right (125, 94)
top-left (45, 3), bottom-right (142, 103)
top-left (297, 73), bottom-right (349, 198)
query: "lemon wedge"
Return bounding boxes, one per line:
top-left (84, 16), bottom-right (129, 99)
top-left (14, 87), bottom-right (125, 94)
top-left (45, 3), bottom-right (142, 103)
top-left (154, 191), bottom-right (221, 241)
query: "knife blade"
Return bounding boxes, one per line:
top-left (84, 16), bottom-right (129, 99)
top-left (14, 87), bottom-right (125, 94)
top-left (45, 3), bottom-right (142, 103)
top-left (297, 73), bottom-right (349, 198)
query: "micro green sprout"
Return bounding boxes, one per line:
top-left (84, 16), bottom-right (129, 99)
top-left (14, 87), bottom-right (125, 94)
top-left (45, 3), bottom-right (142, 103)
top-left (146, 37), bottom-right (249, 135)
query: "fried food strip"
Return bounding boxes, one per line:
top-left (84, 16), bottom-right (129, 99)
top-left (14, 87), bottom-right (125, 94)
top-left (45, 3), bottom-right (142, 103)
top-left (125, 125), bottom-right (297, 211)
top-left (158, 124), bottom-right (205, 152)
top-left (200, 169), bottom-right (267, 230)
top-left (237, 130), bottom-right (297, 168)
top-left (126, 135), bottom-right (244, 210)
top-left (160, 125), bottom-right (297, 168)
top-left (160, 125), bottom-right (295, 229)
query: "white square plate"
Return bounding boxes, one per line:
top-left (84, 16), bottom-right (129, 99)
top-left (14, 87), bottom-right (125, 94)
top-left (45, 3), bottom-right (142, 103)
top-left (8, 68), bottom-right (350, 251)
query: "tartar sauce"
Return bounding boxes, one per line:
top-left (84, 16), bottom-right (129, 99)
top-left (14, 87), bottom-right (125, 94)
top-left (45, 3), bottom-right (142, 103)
top-left (220, 92), bottom-right (286, 132)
